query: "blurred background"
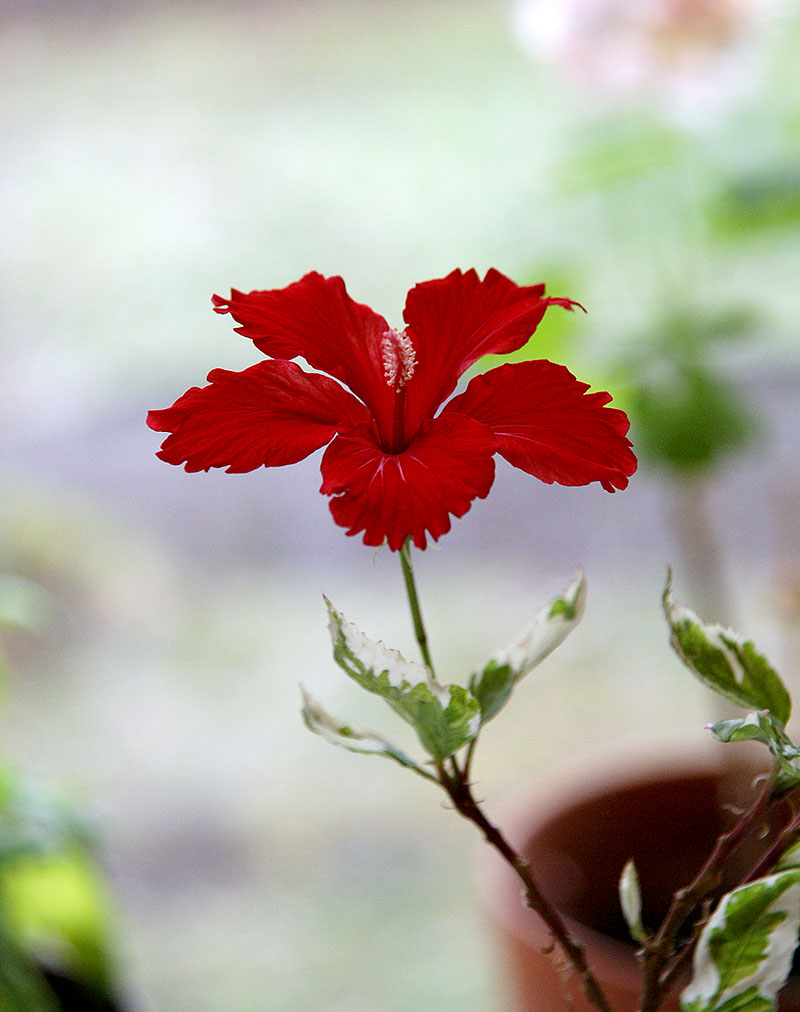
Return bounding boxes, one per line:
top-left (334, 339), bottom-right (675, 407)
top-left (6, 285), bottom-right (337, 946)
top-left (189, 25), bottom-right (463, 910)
top-left (1, 0), bottom-right (799, 1009)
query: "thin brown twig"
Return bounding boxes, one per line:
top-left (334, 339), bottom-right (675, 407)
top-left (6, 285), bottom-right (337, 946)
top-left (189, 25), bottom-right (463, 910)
top-left (438, 764), bottom-right (616, 1012)
top-left (744, 791), bottom-right (800, 883)
top-left (637, 771), bottom-right (776, 1012)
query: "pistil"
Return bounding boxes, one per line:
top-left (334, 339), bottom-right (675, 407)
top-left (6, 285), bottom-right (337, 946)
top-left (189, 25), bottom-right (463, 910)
top-left (381, 328), bottom-right (416, 391)
top-left (380, 328), bottom-right (417, 453)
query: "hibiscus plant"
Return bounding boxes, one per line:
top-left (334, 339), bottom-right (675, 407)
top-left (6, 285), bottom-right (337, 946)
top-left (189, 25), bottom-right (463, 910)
top-left (149, 269), bottom-right (800, 1012)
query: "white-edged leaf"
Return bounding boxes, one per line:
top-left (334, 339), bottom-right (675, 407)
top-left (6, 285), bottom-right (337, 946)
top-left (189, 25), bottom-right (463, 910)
top-left (325, 599), bottom-right (480, 761)
top-left (326, 596), bottom-right (429, 690)
top-left (681, 869), bottom-right (800, 1012)
top-left (663, 573), bottom-right (790, 727)
top-left (300, 687), bottom-right (425, 772)
top-left (776, 839), bottom-right (800, 873)
top-left (469, 571), bottom-right (586, 724)
top-left (619, 858), bottom-right (647, 943)
top-left (709, 712), bottom-right (800, 793)
top-left (709, 713), bottom-right (771, 747)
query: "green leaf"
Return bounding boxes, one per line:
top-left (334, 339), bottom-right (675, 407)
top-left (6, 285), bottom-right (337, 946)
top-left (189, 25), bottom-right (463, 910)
top-left (300, 687), bottom-right (427, 774)
top-left (709, 715), bottom-right (772, 747)
top-left (625, 364), bottom-right (756, 475)
top-left (0, 921), bottom-right (60, 1012)
top-left (681, 869), bottom-right (800, 1012)
top-left (776, 839), bottom-right (800, 873)
top-left (469, 571), bottom-right (586, 725)
top-left (710, 170), bottom-right (800, 238)
top-left (325, 599), bottom-right (480, 761)
top-left (619, 858), bottom-right (647, 944)
top-left (663, 574), bottom-right (791, 727)
top-left (0, 847), bottom-right (115, 994)
top-left (0, 766), bottom-right (116, 1001)
top-left (710, 712), bottom-right (800, 794)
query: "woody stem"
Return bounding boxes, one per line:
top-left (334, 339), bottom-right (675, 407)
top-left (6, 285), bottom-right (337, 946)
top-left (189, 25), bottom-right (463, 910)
top-left (437, 764), bottom-right (615, 1012)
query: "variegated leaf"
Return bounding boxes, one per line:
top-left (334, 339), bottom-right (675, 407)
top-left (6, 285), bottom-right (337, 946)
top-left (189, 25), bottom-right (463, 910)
top-left (681, 870), bottom-right (800, 1012)
top-left (469, 571), bottom-right (586, 724)
top-left (326, 599), bottom-right (480, 761)
top-left (300, 687), bottom-right (425, 772)
top-left (663, 573), bottom-right (790, 727)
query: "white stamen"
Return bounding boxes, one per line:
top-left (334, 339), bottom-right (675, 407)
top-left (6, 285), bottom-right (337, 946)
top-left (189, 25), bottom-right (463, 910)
top-left (381, 328), bottom-right (417, 390)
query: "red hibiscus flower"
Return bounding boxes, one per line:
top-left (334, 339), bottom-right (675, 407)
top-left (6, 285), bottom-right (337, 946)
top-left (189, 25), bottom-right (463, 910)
top-left (147, 269), bottom-right (636, 551)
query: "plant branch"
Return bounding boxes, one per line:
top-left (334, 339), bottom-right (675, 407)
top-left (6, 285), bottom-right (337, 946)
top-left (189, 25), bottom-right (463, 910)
top-left (744, 789), bottom-right (800, 883)
top-left (462, 736), bottom-right (478, 781)
top-left (439, 765), bottom-right (616, 1012)
top-left (638, 769), bottom-right (776, 1012)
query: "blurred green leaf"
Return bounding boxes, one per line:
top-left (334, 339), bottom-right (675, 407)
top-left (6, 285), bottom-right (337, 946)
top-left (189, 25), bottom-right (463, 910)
top-left (0, 848), bottom-right (115, 994)
top-left (624, 362), bottom-right (755, 474)
top-left (710, 169), bottom-right (800, 237)
top-left (560, 119), bottom-right (687, 193)
top-left (777, 840), bottom-right (800, 873)
top-left (0, 914), bottom-right (60, 1012)
top-left (0, 766), bottom-right (116, 1001)
top-left (609, 304), bottom-right (760, 475)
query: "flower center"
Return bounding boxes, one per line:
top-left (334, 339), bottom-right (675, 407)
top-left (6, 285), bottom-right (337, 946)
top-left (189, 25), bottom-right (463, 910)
top-left (381, 328), bottom-right (416, 390)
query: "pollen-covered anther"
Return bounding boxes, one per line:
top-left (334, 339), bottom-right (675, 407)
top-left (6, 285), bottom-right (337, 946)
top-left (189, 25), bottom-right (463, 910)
top-left (381, 328), bottom-right (417, 390)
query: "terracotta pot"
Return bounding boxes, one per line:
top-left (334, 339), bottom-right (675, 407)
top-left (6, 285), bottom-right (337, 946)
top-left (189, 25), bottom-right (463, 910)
top-left (479, 744), bottom-right (799, 1012)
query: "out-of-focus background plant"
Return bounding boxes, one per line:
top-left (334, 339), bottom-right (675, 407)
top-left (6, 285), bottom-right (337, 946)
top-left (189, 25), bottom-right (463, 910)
top-left (1, 1), bottom-right (799, 1010)
top-left (0, 577), bottom-right (120, 1010)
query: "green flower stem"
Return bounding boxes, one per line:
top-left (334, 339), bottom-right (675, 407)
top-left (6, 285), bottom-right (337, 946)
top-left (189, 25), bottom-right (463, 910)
top-left (399, 540), bottom-right (435, 673)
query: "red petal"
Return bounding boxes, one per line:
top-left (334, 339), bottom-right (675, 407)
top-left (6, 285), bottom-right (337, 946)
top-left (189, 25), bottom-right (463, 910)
top-left (212, 273), bottom-right (396, 441)
top-left (319, 414), bottom-right (497, 550)
top-left (444, 360), bottom-right (637, 492)
top-left (401, 268), bottom-right (579, 430)
top-left (147, 360), bottom-right (368, 473)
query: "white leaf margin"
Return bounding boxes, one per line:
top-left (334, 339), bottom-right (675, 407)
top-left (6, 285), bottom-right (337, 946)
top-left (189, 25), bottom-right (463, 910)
top-left (681, 869), bottom-right (800, 1012)
top-left (300, 686), bottom-right (426, 773)
top-left (491, 570), bottom-right (586, 681)
top-left (619, 858), bottom-right (646, 944)
top-left (326, 596), bottom-right (431, 690)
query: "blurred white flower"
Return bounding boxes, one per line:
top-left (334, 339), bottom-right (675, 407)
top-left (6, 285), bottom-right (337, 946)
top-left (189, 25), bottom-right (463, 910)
top-left (511, 0), bottom-right (785, 124)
